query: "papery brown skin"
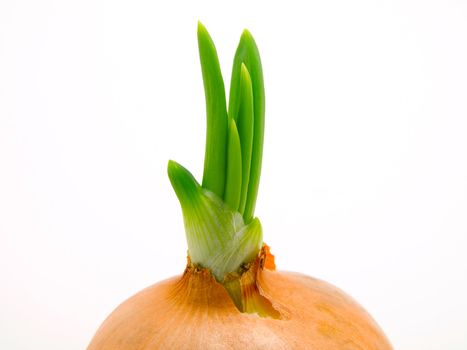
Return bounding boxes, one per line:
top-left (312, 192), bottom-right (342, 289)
top-left (88, 248), bottom-right (392, 350)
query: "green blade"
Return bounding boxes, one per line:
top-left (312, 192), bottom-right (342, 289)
top-left (224, 119), bottom-right (242, 211)
top-left (228, 30), bottom-right (265, 222)
top-left (198, 21), bottom-right (228, 198)
top-left (237, 64), bottom-right (254, 215)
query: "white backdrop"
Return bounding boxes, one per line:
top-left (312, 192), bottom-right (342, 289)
top-left (1, 1), bottom-right (467, 349)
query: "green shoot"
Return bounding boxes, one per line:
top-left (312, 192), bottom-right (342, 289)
top-left (198, 22), bottom-right (228, 198)
top-left (228, 30), bottom-right (265, 223)
top-left (236, 64), bottom-right (254, 215)
top-left (224, 119), bottom-right (242, 211)
top-left (168, 23), bottom-right (265, 283)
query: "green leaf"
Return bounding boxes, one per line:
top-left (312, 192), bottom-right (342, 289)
top-left (198, 21), bottom-right (228, 198)
top-left (224, 119), bottom-right (242, 211)
top-left (237, 64), bottom-right (254, 215)
top-left (228, 30), bottom-right (265, 223)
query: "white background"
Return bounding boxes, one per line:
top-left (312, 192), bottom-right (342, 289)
top-left (1, 0), bottom-right (466, 349)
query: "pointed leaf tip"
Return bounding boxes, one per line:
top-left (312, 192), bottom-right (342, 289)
top-left (167, 160), bottom-right (201, 209)
top-left (197, 21), bottom-right (206, 35)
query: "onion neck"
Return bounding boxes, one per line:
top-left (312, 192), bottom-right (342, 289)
top-left (181, 245), bottom-right (282, 319)
top-left (168, 161), bottom-right (263, 283)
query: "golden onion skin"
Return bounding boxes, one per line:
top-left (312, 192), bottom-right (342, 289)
top-left (88, 251), bottom-right (392, 350)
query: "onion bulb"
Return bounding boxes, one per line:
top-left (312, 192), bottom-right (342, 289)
top-left (88, 22), bottom-right (392, 350)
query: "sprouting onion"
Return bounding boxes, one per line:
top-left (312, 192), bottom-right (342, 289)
top-left (88, 22), bottom-right (392, 350)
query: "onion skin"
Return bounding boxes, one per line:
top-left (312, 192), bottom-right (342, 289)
top-left (88, 248), bottom-right (392, 349)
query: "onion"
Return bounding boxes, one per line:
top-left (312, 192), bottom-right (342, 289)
top-left (89, 247), bottom-right (391, 349)
top-left (88, 22), bottom-right (392, 350)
